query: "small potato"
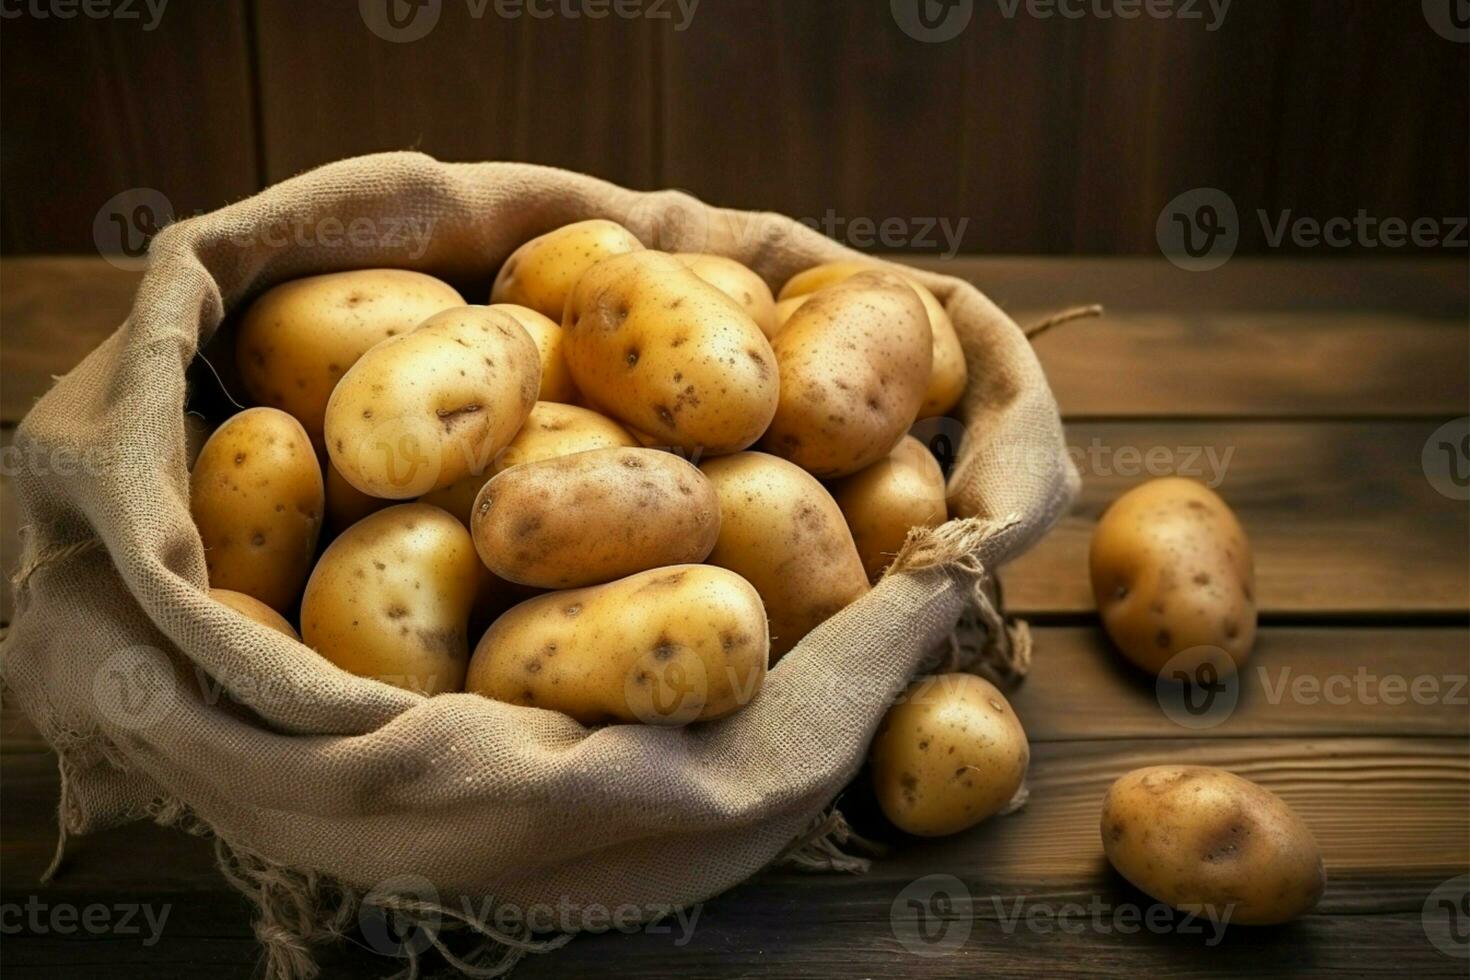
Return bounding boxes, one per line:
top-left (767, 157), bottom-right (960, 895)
top-left (190, 408), bottom-right (324, 611)
top-left (210, 588), bottom-right (300, 641)
top-left (301, 504), bottom-right (479, 695)
top-left (700, 452), bottom-right (868, 660)
top-left (762, 271), bottom-right (931, 477)
top-left (490, 219), bottom-right (644, 320)
top-left (563, 250), bottom-right (779, 456)
top-left (466, 564), bottom-right (768, 726)
top-left (418, 402), bottom-right (638, 527)
top-left (324, 306), bottom-right (540, 499)
top-left (1090, 478), bottom-right (1256, 676)
top-left (489, 303), bottom-right (579, 403)
top-left (236, 269), bottom-right (464, 448)
top-left (325, 460), bottom-right (393, 534)
top-left (776, 259), bottom-right (877, 301)
top-left (473, 447), bottom-right (720, 589)
top-left (674, 253), bottom-right (777, 336)
top-left (870, 673), bottom-right (1029, 836)
top-left (831, 436), bottom-right (948, 582)
top-left (1102, 765), bottom-right (1326, 924)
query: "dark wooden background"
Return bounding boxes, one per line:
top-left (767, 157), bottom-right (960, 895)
top-left (2, 0), bottom-right (1466, 255)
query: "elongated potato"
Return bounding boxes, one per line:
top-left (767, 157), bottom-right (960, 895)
top-left (831, 436), bottom-right (948, 582)
top-left (674, 253), bottom-right (777, 336)
top-left (210, 588), bottom-right (300, 641)
top-left (301, 504), bottom-right (479, 695)
top-left (473, 447), bottom-right (720, 588)
top-left (466, 564), bottom-right (768, 725)
top-left (324, 306), bottom-right (540, 499)
top-left (190, 408), bottom-right (323, 611)
top-left (762, 271), bottom-right (931, 477)
top-left (489, 303), bottom-right (578, 403)
top-left (563, 251), bottom-right (779, 456)
top-left (236, 269), bottom-right (464, 448)
top-left (490, 219), bottom-right (644, 320)
top-left (700, 452), bottom-right (868, 660)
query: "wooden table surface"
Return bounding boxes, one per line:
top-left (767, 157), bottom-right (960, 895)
top-left (2, 255), bottom-right (1467, 978)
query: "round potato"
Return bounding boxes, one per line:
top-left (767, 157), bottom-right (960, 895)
top-left (190, 407), bottom-right (324, 611)
top-left (870, 673), bottom-right (1029, 836)
top-left (418, 402), bottom-right (638, 527)
top-left (490, 219), bottom-right (644, 320)
top-left (236, 269), bottom-right (464, 448)
top-left (324, 306), bottom-right (540, 499)
top-left (1102, 765), bottom-right (1326, 924)
top-left (700, 452), bottom-right (868, 661)
top-left (466, 564), bottom-right (768, 726)
top-left (674, 253), bottom-right (777, 336)
top-left (761, 270), bottom-right (931, 477)
top-left (300, 504), bottom-right (479, 695)
top-left (563, 251), bottom-right (779, 456)
top-left (831, 436), bottom-right (948, 582)
top-left (209, 588), bottom-right (300, 641)
top-left (1090, 478), bottom-right (1256, 677)
top-left (324, 459), bottom-right (393, 535)
top-left (489, 303), bottom-right (578, 403)
top-left (473, 447), bottom-right (719, 588)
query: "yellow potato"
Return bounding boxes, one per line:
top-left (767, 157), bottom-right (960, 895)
top-left (771, 294), bottom-right (810, 333)
top-left (324, 460), bottom-right (393, 535)
top-left (1090, 478), bottom-right (1256, 677)
top-left (674, 253), bottom-right (777, 336)
top-left (831, 436), bottom-right (948, 582)
top-left (1102, 766), bottom-right (1326, 924)
top-left (489, 303), bottom-right (579, 403)
top-left (209, 588), bottom-right (300, 641)
top-left (324, 306), bottom-right (540, 499)
top-left (473, 447), bottom-right (720, 588)
top-left (761, 271), bottom-right (931, 477)
top-left (870, 673), bottom-right (1029, 836)
top-left (236, 269), bottom-right (464, 448)
top-left (776, 259), bottom-right (878, 301)
top-left (700, 452), bottom-right (868, 661)
top-left (466, 564), bottom-right (768, 726)
top-left (190, 407), bottom-right (324, 611)
top-left (300, 503), bottom-right (479, 695)
top-left (490, 219), bottom-right (644, 320)
top-left (418, 402), bottom-right (638, 528)
top-left (563, 251), bottom-right (779, 456)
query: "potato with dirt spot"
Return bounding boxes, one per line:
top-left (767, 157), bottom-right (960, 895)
top-left (674, 253), bottom-right (777, 336)
top-left (324, 306), bottom-right (540, 499)
top-left (1090, 477), bottom-right (1256, 677)
top-left (466, 564), bottom-right (768, 726)
top-left (700, 452), bottom-right (868, 661)
top-left (489, 303), bottom-right (579, 403)
top-left (869, 673), bottom-right (1029, 836)
top-left (562, 251), bottom-right (779, 456)
top-left (761, 271), bottom-right (931, 477)
top-left (473, 447), bottom-right (719, 589)
top-left (831, 436), bottom-right (948, 583)
top-left (301, 504), bottom-right (479, 696)
top-left (190, 407), bottom-right (324, 612)
top-left (210, 588), bottom-right (300, 640)
top-left (236, 269), bottom-right (465, 448)
top-left (490, 219), bottom-right (644, 320)
top-left (1102, 765), bottom-right (1325, 924)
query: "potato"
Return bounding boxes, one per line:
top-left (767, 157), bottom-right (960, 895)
top-left (418, 402), bottom-right (638, 527)
top-left (490, 219), bottom-right (644, 320)
top-left (563, 251), bottom-right (779, 456)
top-left (700, 452), bottom-right (868, 660)
top-left (324, 306), bottom-right (540, 499)
top-left (776, 259), bottom-right (877, 301)
top-left (1090, 478), bottom-right (1256, 677)
top-left (473, 447), bottom-right (719, 588)
top-left (300, 504), bottom-right (478, 695)
top-left (190, 407), bottom-right (324, 611)
top-left (236, 269), bottom-right (464, 448)
top-left (209, 588), bottom-right (300, 641)
top-left (489, 303), bottom-right (579, 403)
top-left (325, 460), bottom-right (393, 534)
top-left (761, 271), bottom-right (931, 477)
top-left (771, 294), bottom-right (810, 333)
top-left (870, 673), bottom-right (1029, 836)
top-left (831, 436), bottom-right (948, 582)
top-left (1102, 765), bottom-right (1326, 924)
top-left (674, 253), bottom-right (777, 336)
top-left (466, 564), bottom-right (768, 726)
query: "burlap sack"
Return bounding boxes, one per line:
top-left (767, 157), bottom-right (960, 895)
top-left (1, 153), bottom-right (1078, 978)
